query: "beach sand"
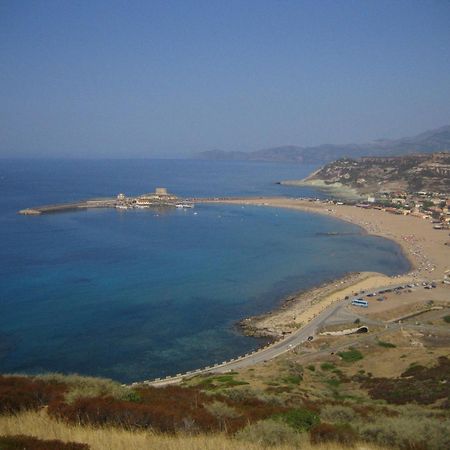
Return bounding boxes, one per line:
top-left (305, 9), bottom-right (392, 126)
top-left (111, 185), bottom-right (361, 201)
top-left (206, 197), bottom-right (449, 336)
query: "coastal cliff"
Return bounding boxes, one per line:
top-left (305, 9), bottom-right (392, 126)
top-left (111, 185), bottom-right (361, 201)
top-left (281, 151), bottom-right (450, 197)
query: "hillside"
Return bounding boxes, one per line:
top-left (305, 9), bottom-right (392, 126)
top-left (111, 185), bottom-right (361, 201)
top-left (284, 152), bottom-right (450, 196)
top-left (194, 125), bottom-right (450, 164)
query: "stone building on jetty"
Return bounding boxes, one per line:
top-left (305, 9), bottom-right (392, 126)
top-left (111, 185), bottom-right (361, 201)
top-left (117, 187), bottom-right (179, 208)
top-left (135, 187), bottom-right (178, 207)
top-left (19, 187), bottom-right (183, 215)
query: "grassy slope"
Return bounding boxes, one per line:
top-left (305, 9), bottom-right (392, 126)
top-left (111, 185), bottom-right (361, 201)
top-left (0, 411), bottom-right (386, 450)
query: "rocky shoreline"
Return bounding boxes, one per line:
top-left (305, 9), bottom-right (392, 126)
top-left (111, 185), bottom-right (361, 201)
top-left (237, 272), bottom-right (368, 339)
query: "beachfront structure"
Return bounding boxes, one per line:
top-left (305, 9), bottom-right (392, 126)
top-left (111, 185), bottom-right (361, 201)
top-left (135, 187), bottom-right (178, 207)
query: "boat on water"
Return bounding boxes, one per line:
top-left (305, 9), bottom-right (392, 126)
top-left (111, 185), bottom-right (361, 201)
top-left (175, 203), bottom-right (194, 208)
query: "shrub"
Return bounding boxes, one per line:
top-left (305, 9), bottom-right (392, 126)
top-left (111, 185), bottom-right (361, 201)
top-left (320, 405), bottom-right (356, 423)
top-left (325, 378), bottom-right (341, 388)
top-left (377, 341), bottom-right (397, 348)
top-left (310, 422), bottom-right (357, 446)
top-left (357, 416), bottom-right (450, 450)
top-left (282, 375), bottom-right (302, 384)
top-left (273, 408), bottom-right (320, 432)
top-left (338, 348), bottom-right (363, 362)
top-left (363, 356), bottom-right (450, 405)
top-left (48, 385), bottom-right (219, 433)
top-left (36, 373), bottom-right (139, 403)
top-left (198, 375), bottom-right (249, 390)
top-left (48, 384), bottom-right (286, 434)
top-left (235, 419), bottom-right (301, 447)
top-left (443, 315), bottom-right (450, 324)
top-left (205, 401), bottom-right (239, 420)
top-left (0, 435), bottom-right (89, 450)
top-left (307, 365), bottom-right (315, 372)
top-left (0, 376), bottom-right (65, 414)
top-left (320, 362), bottom-right (335, 371)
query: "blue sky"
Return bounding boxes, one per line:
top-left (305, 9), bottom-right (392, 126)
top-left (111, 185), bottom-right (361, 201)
top-left (1, 0), bottom-right (449, 158)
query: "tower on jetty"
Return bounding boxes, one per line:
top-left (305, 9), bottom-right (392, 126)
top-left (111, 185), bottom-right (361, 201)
top-left (135, 187), bottom-right (178, 207)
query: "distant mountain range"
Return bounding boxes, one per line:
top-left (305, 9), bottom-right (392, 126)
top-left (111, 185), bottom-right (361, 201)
top-left (194, 125), bottom-right (450, 164)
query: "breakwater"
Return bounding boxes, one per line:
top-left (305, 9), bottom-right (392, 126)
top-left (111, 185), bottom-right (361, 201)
top-left (17, 196), bottom-right (255, 215)
top-left (19, 198), bottom-right (117, 215)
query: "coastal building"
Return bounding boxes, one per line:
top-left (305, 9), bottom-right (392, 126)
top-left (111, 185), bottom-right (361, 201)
top-left (135, 187), bottom-right (178, 207)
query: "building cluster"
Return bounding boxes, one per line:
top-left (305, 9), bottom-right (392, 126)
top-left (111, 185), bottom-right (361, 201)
top-left (356, 191), bottom-right (450, 229)
top-left (115, 187), bottom-right (186, 210)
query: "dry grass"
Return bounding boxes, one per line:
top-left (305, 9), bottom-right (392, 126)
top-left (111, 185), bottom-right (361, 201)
top-left (0, 410), bottom-right (387, 450)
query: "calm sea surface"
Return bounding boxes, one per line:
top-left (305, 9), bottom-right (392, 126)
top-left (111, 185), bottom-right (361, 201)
top-left (0, 159), bottom-right (410, 382)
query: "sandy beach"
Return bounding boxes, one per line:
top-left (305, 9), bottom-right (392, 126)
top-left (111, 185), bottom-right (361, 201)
top-left (206, 197), bottom-right (450, 337)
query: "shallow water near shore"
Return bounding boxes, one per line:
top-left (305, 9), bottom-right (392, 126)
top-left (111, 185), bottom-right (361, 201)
top-left (0, 159), bottom-right (410, 382)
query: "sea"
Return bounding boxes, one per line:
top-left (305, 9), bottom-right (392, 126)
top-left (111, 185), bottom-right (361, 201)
top-left (0, 159), bottom-right (410, 383)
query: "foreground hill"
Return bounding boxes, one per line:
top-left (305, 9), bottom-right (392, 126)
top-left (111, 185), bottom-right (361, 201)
top-left (194, 125), bottom-right (450, 164)
top-left (283, 152), bottom-right (450, 196)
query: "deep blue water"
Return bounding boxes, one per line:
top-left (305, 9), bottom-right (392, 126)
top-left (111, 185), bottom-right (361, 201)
top-left (0, 159), bottom-right (410, 382)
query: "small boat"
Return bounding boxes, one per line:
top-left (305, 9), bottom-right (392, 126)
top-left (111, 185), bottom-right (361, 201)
top-left (176, 203), bottom-right (194, 208)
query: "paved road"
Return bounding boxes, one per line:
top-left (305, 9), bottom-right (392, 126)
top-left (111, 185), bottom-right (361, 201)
top-left (145, 280), bottom-right (431, 386)
top-left (146, 297), bottom-right (356, 386)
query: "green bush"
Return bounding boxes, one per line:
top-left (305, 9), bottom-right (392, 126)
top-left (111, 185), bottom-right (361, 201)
top-left (306, 365), bottom-right (315, 372)
top-left (320, 362), bottom-right (335, 371)
top-left (377, 341), bottom-right (397, 348)
top-left (325, 378), bottom-right (341, 388)
top-left (274, 408), bottom-right (320, 432)
top-left (443, 315), bottom-right (450, 324)
top-left (282, 375), bottom-right (302, 384)
top-left (235, 419), bottom-right (302, 447)
top-left (338, 348), bottom-right (364, 362)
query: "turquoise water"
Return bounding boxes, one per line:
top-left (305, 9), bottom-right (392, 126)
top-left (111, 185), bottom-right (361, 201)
top-left (0, 160), bottom-right (410, 382)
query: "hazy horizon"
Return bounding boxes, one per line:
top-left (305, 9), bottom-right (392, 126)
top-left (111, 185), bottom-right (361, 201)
top-left (1, 0), bottom-right (450, 158)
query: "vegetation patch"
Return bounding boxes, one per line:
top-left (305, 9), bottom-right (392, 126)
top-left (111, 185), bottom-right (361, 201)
top-left (325, 378), bottom-right (341, 388)
top-left (235, 419), bottom-right (301, 447)
top-left (319, 405), bottom-right (356, 423)
top-left (357, 416), bottom-right (450, 450)
top-left (362, 356), bottom-right (450, 405)
top-left (320, 362), bottom-right (335, 371)
top-left (310, 423), bottom-right (357, 446)
top-left (377, 340), bottom-right (396, 348)
top-left (273, 408), bottom-right (320, 432)
top-left (37, 373), bottom-right (137, 403)
top-left (198, 375), bottom-right (249, 390)
top-left (46, 384), bottom-right (287, 434)
top-left (337, 348), bottom-right (363, 363)
top-left (0, 375), bottom-right (66, 414)
top-left (443, 315), bottom-right (450, 324)
top-left (0, 435), bottom-right (89, 450)
top-left (282, 375), bottom-right (302, 385)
